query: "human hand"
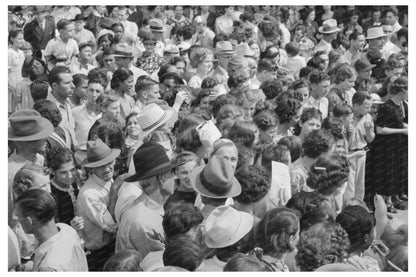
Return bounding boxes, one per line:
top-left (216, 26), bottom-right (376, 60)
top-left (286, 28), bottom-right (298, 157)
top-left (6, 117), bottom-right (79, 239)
top-left (70, 216), bottom-right (84, 231)
top-left (174, 90), bottom-right (191, 106)
top-left (364, 120), bottom-right (373, 131)
top-left (402, 128), bottom-right (408, 136)
top-left (374, 194), bottom-right (388, 239)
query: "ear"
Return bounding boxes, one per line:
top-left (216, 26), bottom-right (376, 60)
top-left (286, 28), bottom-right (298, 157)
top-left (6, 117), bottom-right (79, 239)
top-left (363, 233), bottom-right (369, 243)
top-left (142, 91), bottom-right (148, 99)
top-left (51, 82), bottom-right (58, 90)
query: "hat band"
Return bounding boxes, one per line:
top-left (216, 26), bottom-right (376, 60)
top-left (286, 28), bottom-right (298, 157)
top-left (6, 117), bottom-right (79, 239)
top-left (150, 25), bottom-right (164, 31)
top-left (11, 120), bottom-right (42, 137)
top-left (114, 51), bottom-right (133, 57)
top-left (142, 112), bottom-right (167, 132)
top-left (200, 169), bottom-right (231, 196)
top-left (322, 26), bottom-right (336, 32)
top-left (87, 147), bottom-right (112, 163)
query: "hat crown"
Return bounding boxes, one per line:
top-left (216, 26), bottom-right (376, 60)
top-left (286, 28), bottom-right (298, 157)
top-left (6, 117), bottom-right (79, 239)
top-left (85, 139), bottom-right (113, 164)
top-left (366, 27), bottom-right (385, 39)
top-left (9, 109), bottom-right (44, 137)
top-left (200, 156), bottom-right (235, 196)
top-left (113, 44), bottom-right (133, 56)
top-left (215, 41), bottom-right (234, 53)
top-left (149, 18), bottom-right (164, 32)
top-left (137, 103), bottom-right (167, 132)
top-left (321, 19), bottom-right (338, 33)
top-left (132, 141), bottom-right (171, 176)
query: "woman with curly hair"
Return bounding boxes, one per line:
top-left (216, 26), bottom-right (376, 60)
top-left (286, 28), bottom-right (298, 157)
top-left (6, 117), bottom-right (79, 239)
top-left (275, 98), bottom-right (303, 141)
top-left (250, 207), bottom-right (300, 271)
top-left (307, 154), bottom-right (350, 214)
top-left (295, 221), bottom-right (350, 271)
top-left (253, 109), bottom-right (279, 145)
top-left (188, 48), bottom-right (214, 89)
top-left (216, 104), bottom-right (243, 137)
top-left (294, 107), bottom-right (322, 144)
top-left (110, 67), bottom-right (136, 119)
top-left (289, 129), bottom-right (335, 195)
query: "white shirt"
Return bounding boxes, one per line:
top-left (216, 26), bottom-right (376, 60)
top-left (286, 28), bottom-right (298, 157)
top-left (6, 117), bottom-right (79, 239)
top-left (72, 104), bottom-right (101, 151)
top-left (303, 96), bottom-right (329, 119)
top-left (114, 181), bottom-right (143, 223)
top-left (314, 38), bottom-right (333, 54)
top-left (286, 55), bottom-right (306, 77)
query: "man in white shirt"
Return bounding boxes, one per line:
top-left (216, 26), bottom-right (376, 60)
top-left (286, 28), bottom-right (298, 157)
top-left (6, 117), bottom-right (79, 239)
top-left (69, 41), bottom-right (96, 75)
top-left (303, 69), bottom-right (330, 119)
top-left (385, 8), bottom-right (402, 34)
top-left (343, 32), bottom-right (366, 65)
top-left (315, 19), bottom-right (340, 55)
top-left (215, 6), bottom-right (234, 36)
top-left (118, 6), bottom-right (138, 39)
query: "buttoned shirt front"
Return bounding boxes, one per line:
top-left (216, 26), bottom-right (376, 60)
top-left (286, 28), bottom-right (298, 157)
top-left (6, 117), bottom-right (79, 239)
top-left (69, 59), bottom-right (96, 75)
top-left (76, 174), bottom-right (118, 250)
top-left (349, 113), bottom-right (374, 150)
top-left (44, 35), bottom-right (79, 62)
top-left (303, 96), bottom-right (329, 119)
top-left (47, 92), bottom-right (78, 147)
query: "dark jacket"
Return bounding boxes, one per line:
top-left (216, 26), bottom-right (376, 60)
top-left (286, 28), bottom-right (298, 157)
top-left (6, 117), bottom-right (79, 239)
top-left (23, 16), bottom-right (55, 52)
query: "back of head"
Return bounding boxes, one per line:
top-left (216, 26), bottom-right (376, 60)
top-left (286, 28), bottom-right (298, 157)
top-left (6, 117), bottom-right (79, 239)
top-left (261, 143), bottom-right (291, 172)
top-left (227, 120), bottom-right (256, 148)
top-left (163, 236), bottom-right (202, 271)
top-left (234, 165), bottom-right (270, 204)
top-left (96, 121), bottom-right (125, 150)
top-left (103, 250), bottom-right (143, 271)
top-left (302, 129), bottom-right (335, 159)
top-left (278, 136), bottom-right (303, 163)
top-left (13, 165), bottom-right (50, 197)
top-left (33, 99), bottom-right (62, 127)
top-left (380, 219), bottom-right (408, 250)
top-left (15, 189), bottom-right (57, 226)
top-left (30, 80), bottom-right (49, 102)
top-left (223, 253), bottom-right (268, 271)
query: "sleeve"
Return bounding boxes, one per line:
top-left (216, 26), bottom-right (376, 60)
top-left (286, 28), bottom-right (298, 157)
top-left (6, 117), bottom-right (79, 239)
top-left (129, 219), bottom-right (165, 257)
top-left (43, 40), bottom-right (53, 58)
top-left (326, 91), bottom-right (341, 114)
top-left (77, 192), bottom-right (118, 233)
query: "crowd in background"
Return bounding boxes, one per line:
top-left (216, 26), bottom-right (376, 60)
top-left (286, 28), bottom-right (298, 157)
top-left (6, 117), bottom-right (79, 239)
top-left (8, 5), bottom-right (408, 272)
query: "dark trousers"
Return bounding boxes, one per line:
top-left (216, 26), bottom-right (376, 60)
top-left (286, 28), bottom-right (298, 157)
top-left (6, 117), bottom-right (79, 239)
top-left (86, 241), bottom-right (115, 271)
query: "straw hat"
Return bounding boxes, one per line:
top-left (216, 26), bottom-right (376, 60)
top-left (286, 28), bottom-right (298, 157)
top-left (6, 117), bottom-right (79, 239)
top-left (204, 205), bottom-right (254, 248)
top-left (82, 139), bottom-right (121, 168)
top-left (319, 19), bottom-right (341, 34)
top-left (8, 109), bottom-right (54, 141)
top-left (215, 41), bottom-right (235, 56)
top-left (137, 103), bottom-right (175, 138)
top-left (366, 27), bottom-right (387, 40)
top-left (112, 44), bottom-right (134, 58)
top-left (149, 18), bottom-right (165, 33)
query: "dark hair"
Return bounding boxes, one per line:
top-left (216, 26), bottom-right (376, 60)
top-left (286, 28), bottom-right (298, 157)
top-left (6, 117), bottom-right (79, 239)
top-left (227, 74), bottom-right (249, 90)
top-left (321, 117), bottom-right (344, 140)
top-left (213, 34), bottom-right (229, 49)
top-left (300, 107), bottom-right (322, 125)
top-left (96, 121), bottom-right (125, 150)
top-left (234, 165), bottom-right (270, 204)
top-left (224, 253), bottom-right (268, 271)
top-left (227, 121), bottom-right (256, 148)
top-left (397, 27), bottom-right (408, 42)
top-left (352, 91), bottom-right (371, 106)
top-left (235, 143), bottom-right (255, 170)
top-left (48, 66), bottom-right (71, 86)
top-left (57, 18), bottom-right (73, 30)
top-left (47, 147), bottom-right (74, 172)
top-left (302, 129), bottom-right (335, 159)
top-left (22, 56), bottom-right (47, 81)
top-left (275, 98), bottom-right (302, 124)
top-left (253, 207), bottom-right (299, 257)
top-left (111, 22), bottom-right (124, 31)
top-left (8, 29), bottom-right (23, 45)
top-left (176, 126), bottom-right (203, 153)
top-left (163, 236), bottom-right (202, 271)
top-left (157, 64), bottom-right (177, 80)
top-left (201, 76), bottom-right (219, 90)
top-left (211, 94), bottom-right (236, 118)
top-left (333, 65), bottom-right (356, 84)
top-left (87, 68), bottom-right (108, 88)
top-left (278, 136), bottom-right (302, 163)
top-left (72, 73), bottom-right (88, 87)
top-left (295, 222), bottom-right (350, 271)
top-left (299, 66), bottom-right (314, 79)
top-left (307, 56), bottom-right (325, 70)
top-left (261, 143), bottom-right (291, 172)
top-left (307, 154), bottom-right (350, 195)
top-left (16, 189), bottom-right (57, 225)
top-left (299, 6), bottom-right (315, 22)
top-left (336, 205), bottom-right (375, 252)
top-left (285, 42), bottom-right (300, 57)
top-left (162, 202), bottom-right (203, 242)
top-left (260, 79), bottom-right (283, 100)
top-left (348, 31), bottom-right (362, 41)
top-left (134, 75), bottom-right (158, 96)
top-left (103, 250), bottom-right (143, 271)
top-left (260, 45), bottom-right (281, 60)
top-left (30, 80), bottom-right (49, 102)
top-left (33, 99), bottom-right (62, 127)
top-left (192, 89), bottom-right (211, 107)
top-left (110, 67), bottom-right (133, 90)
top-left (253, 109), bottom-right (278, 131)
top-left (286, 191), bottom-right (323, 218)
top-left (389, 76), bottom-right (407, 95)
top-left (257, 59), bottom-right (276, 74)
top-left (216, 104), bottom-right (242, 128)
top-left (176, 25), bottom-right (196, 41)
top-left (309, 69), bottom-right (330, 85)
top-left (98, 33), bottom-right (114, 46)
top-left (332, 103), bottom-right (353, 118)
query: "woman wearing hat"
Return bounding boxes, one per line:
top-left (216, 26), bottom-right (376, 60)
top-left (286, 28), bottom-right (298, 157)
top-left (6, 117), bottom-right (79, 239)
top-left (136, 33), bottom-right (165, 75)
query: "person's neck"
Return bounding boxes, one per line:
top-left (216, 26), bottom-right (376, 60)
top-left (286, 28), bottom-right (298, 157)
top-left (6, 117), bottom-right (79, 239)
top-left (143, 183), bottom-right (167, 206)
top-left (85, 100), bottom-right (96, 113)
top-left (349, 46), bottom-right (359, 55)
top-left (53, 178), bottom-right (71, 189)
top-left (52, 90), bottom-right (67, 105)
top-left (60, 35), bottom-right (69, 43)
top-left (15, 148), bottom-right (38, 161)
top-left (11, 44), bottom-right (19, 51)
top-left (311, 91), bottom-right (321, 100)
top-left (33, 222), bottom-right (59, 245)
top-left (196, 67), bottom-right (208, 77)
top-left (323, 36), bottom-right (331, 43)
top-left (277, 122), bottom-right (290, 135)
top-left (78, 57), bottom-right (88, 65)
top-left (115, 89), bottom-right (125, 97)
top-left (302, 156), bottom-right (316, 169)
top-left (353, 110), bottom-right (364, 119)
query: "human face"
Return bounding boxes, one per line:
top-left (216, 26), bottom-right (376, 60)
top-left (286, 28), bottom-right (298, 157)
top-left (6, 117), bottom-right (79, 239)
top-left (54, 161), bottom-right (76, 187)
top-left (112, 25), bottom-right (124, 41)
top-left (295, 86), bottom-right (310, 105)
top-left (87, 82), bottom-right (104, 103)
top-left (249, 43), bottom-right (260, 60)
top-left (126, 115), bottom-right (141, 137)
top-left (241, 100), bottom-right (256, 120)
top-left (386, 67), bottom-right (403, 79)
top-left (341, 113), bottom-right (354, 129)
top-left (372, 11), bottom-right (381, 22)
top-left (339, 76), bottom-right (356, 92)
top-left (118, 9), bottom-right (128, 21)
top-left (225, 6), bottom-right (234, 16)
top-left (217, 54), bottom-right (233, 69)
top-left (199, 96), bottom-right (210, 110)
top-left (307, 11), bottom-right (315, 22)
top-left (312, 80), bottom-right (330, 99)
top-left (115, 56), bottom-right (132, 69)
top-left (54, 73), bottom-right (75, 99)
top-left (103, 54), bottom-right (116, 71)
top-left (400, 89), bottom-right (408, 102)
top-left (353, 35), bottom-right (366, 51)
top-left (31, 59), bottom-right (45, 76)
top-left (120, 75), bottom-right (134, 93)
top-left (74, 79), bottom-right (88, 100)
top-left (176, 161), bottom-right (197, 190)
top-left (104, 100), bottom-right (121, 119)
top-left (143, 40), bottom-right (156, 52)
top-left (145, 84), bottom-right (161, 101)
top-left (175, 6), bottom-right (183, 17)
top-left (99, 36), bottom-right (112, 51)
top-left (12, 33), bottom-right (24, 48)
top-left (260, 125), bottom-right (278, 144)
top-left (247, 58), bottom-right (257, 78)
top-left (334, 139), bottom-right (347, 155)
top-left (214, 145), bottom-right (238, 171)
top-left (74, 20), bottom-right (84, 31)
top-left (79, 46), bottom-right (93, 62)
top-left (319, 54), bottom-right (329, 70)
top-left (300, 117), bottom-right (321, 138)
top-left (175, 61), bottom-right (186, 77)
top-left (60, 23), bottom-right (75, 40)
top-left (368, 37), bottom-right (385, 50)
top-left (289, 108), bottom-right (302, 127)
top-left (200, 54), bottom-right (214, 73)
top-left (355, 99), bottom-right (372, 116)
top-left (93, 160), bottom-right (116, 181)
top-left (385, 12), bottom-right (397, 25)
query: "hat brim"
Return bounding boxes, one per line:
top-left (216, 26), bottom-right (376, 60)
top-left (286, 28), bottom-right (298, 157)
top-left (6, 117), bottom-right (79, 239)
top-left (366, 34), bottom-right (388, 40)
top-left (125, 161), bottom-right (185, 182)
top-left (319, 27), bottom-right (341, 34)
top-left (141, 109), bottom-right (175, 138)
top-left (113, 54), bottom-right (134, 58)
top-left (81, 148), bottom-right (121, 168)
top-left (215, 51), bottom-right (235, 56)
top-left (8, 117), bottom-right (54, 141)
top-left (205, 211), bottom-right (254, 248)
top-left (190, 165), bottom-right (242, 199)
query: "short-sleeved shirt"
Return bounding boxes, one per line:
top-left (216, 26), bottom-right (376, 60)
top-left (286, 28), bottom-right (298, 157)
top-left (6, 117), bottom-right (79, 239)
top-left (44, 36), bottom-right (79, 61)
top-left (349, 114), bottom-right (374, 150)
top-left (72, 104), bottom-right (101, 151)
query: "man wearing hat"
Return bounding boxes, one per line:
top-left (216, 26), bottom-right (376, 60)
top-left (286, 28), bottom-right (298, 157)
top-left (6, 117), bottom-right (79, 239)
top-left (115, 142), bottom-right (184, 257)
top-left (69, 41), bottom-right (96, 75)
top-left (76, 139), bottom-right (126, 271)
top-left (148, 18), bottom-right (166, 58)
top-left (191, 156), bottom-right (242, 219)
top-left (210, 40), bottom-right (235, 93)
top-left (8, 109), bottom-right (54, 226)
top-left (23, 6), bottom-right (55, 54)
top-left (197, 205), bottom-right (254, 271)
top-left (315, 19), bottom-right (341, 55)
top-left (73, 14), bottom-right (95, 45)
top-left (365, 26), bottom-right (387, 52)
top-left (163, 44), bottom-right (180, 63)
top-left (113, 44), bottom-right (148, 91)
top-left (194, 15), bottom-right (215, 50)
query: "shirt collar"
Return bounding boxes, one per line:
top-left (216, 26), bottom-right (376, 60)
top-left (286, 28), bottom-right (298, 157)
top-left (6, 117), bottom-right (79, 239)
top-left (48, 92), bottom-right (72, 109)
top-left (90, 173), bottom-right (113, 189)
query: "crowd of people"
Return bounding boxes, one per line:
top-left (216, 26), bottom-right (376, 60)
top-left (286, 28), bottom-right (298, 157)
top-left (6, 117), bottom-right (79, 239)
top-left (8, 5), bottom-right (408, 272)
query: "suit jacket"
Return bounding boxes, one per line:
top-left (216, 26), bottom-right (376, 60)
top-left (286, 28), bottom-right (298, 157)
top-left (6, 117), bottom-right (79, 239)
top-left (23, 16), bottom-right (55, 52)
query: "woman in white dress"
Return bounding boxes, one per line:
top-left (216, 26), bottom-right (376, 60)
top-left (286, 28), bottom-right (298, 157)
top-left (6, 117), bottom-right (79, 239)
top-left (8, 29), bottom-right (25, 113)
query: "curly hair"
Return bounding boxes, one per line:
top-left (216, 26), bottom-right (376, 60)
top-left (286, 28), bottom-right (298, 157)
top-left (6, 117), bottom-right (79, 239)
top-left (253, 109), bottom-right (278, 131)
top-left (216, 104), bottom-right (242, 126)
top-left (227, 121), bottom-right (257, 148)
top-left (278, 136), bottom-right (303, 163)
top-left (332, 103), bottom-right (353, 118)
top-left (234, 165), bottom-right (270, 204)
top-left (253, 207), bottom-right (299, 258)
top-left (275, 98), bottom-right (302, 124)
top-left (163, 236), bottom-right (202, 271)
top-left (176, 127), bottom-right (203, 153)
top-left (235, 143), bottom-right (255, 170)
top-left (33, 99), bottom-right (62, 127)
top-left (295, 222), bottom-right (350, 271)
top-left (110, 67), bottom-right (133, 90)
top-left (96, 121), bottom-right (126, 150)
top-left (333, 65), bottom-right (356, 85)
top-left (47, 147), bottom-right (74, 172)
top-left (293, 107), bottom-right (322, 136)
top-left (211, 94), bottom-right (237, 118)
top-left (260, 79), bottom-right (283, 100)
top-left (336, 205), bottom-right (375, 253)
top-left (189, 47), bottom-right (213, 68)
top-left (302, 129), bottom-right (335, 159)
top-left (13, 164), bottom-right (50, 197)
top-left (389, 76), bottom-right (408, 95)
top-left (162, 202), bottom-right (203, 242)
top-left (306, 154), bottom-right (350, 195)
top-left (261, 143), bottom-right (291, 172)
top-left (172, 151), bottom-right (202, 166)
top-left (321, 117), bottom-right (344, 140)
top-left (201, 76), bottom-right (219, 89)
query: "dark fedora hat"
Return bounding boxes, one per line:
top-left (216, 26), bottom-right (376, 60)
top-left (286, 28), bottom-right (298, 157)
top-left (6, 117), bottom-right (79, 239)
top-left (73, 13), bottom-right (86, 22)
top-left (125, 142), bottom-right (184, 182)
top-left (8, 109), bottom-right (54, 141)
top-left (190, 156), bottom-right (241, 199)
top-left (82, 139), bottom-right (121, 168)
